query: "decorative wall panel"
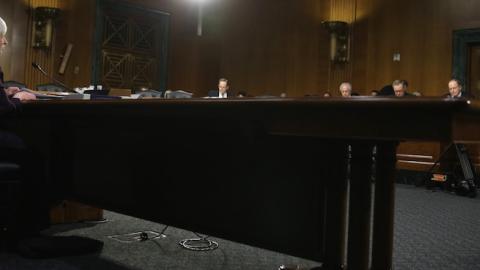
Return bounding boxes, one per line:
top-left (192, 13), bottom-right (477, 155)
top-left (95, 1), bottom-right (168, 91)
top-left (102, 51), bottom-right (130, 88)
top-left (103, 15), bottom-right (130, 50)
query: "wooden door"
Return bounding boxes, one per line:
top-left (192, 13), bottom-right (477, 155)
top-left (93, 0), bottom-right (169, 91)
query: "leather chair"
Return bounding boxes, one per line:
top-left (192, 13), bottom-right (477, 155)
top-left (0, 161), bottom-right (21, 251)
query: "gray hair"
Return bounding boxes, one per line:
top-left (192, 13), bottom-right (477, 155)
top-left (339, 82), bottom-right (352, 91)
top-left (449, 78), bottom-right (462, 87)
top-left (392, 79), bottom-right (408, 88)
top-left (0, 17), bottom-right (7, 36)
top-left (218, 78), bottom-right (229, 85)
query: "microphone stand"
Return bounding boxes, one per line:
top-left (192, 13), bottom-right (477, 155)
top-left (31, 62), bottom-right (74, 92)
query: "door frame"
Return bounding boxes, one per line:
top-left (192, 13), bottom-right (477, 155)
top-left (452, 28), bottom-right (480, 93)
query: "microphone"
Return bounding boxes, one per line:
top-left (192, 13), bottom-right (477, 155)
top-left (32, 62), bottom-right (73, 92)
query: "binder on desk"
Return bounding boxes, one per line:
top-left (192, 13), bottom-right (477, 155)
top-left (84, 90), bottom-right (109, 96)
top-left (90, 95), bottom-right (121, 100)
top-left (84, 90), bottom-right (121, 99)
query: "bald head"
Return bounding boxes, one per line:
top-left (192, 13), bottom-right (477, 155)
top-left (448, 79), bottom-right (462, 98)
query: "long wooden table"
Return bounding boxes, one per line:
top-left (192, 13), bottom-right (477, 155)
top-left (7, 97), bottom-right (479, 270)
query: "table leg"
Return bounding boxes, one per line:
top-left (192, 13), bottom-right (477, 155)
top-left (347, 142), bottom-right (374, 270)
top-left (371, 142), bottom-right (398, 270)
top-left (322, 143), bottom-right (349, 270)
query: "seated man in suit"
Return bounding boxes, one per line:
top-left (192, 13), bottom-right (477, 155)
top-left (208, 78), bottom-right (234, 98)
top-left (445, 79), bottom-right (472, 99)
top-left (1, 16), bottom-right (102, 258)
top-left (392, 79), bottom-right (412, 97)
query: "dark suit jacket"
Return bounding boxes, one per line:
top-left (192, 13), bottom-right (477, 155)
top-left (0, 66), bottom-right (3, 85)
top-left (378, 85), bottom-right (394, 96)
top-left (0, 67), bottom-right (21, 115)
top-left (207, 90), bottom-right (235, 98)
top-left (443, 91), bottom-right (474, 99)
top-left (378, 84), bottom-right (413, 97)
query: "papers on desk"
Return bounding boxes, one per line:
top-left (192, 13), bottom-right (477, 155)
top-left (26, 90), bottom-right (86, 100)
top-left (24, 88), bottom-right (142, 100)
top-left (31, 92), bottom-right (64, 99)
top-left (120, 94), bottom-right (140, 99)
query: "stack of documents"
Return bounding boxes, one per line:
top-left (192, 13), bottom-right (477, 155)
top-left (27, 90), bottom-right (86, 100)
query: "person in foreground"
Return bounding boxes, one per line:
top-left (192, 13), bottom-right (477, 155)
top-left (0, 16), bottom-right (103, 257)
top-left (0, 15), bottom-right (49, 249)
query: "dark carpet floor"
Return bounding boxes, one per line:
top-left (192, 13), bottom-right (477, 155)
top-left (1, 184), bottom-right (479, 270)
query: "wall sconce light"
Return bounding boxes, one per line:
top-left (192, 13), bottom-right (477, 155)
top-left (32, 7), bottom-right (60, 49)
top-left (322, 21), bottom-right (350, 63)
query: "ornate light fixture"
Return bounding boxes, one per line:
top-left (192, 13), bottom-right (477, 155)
top-left (322, 21), bottom-right (350, 63)
top-left (32, 7), bottom-right (60, 49)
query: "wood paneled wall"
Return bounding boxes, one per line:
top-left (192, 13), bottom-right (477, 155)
top-left (3, 0), bottom-right (480, 96)
top-left (217, 0), bottom-right (480, 96)
top-left (111, 0), bottom-right (221, 94)
top-left (52, 0), bottom-right (95, 88)
top-left (218, 0), bottom-right (331, 97)
top-left (2, 0), bottom-right (219, 94)
top-left (23, 0), bottom-right (66, 89)
top-left (37, 0), bottom-right (214, 92)
top-left (360, 0), bottom-right (480, 96)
